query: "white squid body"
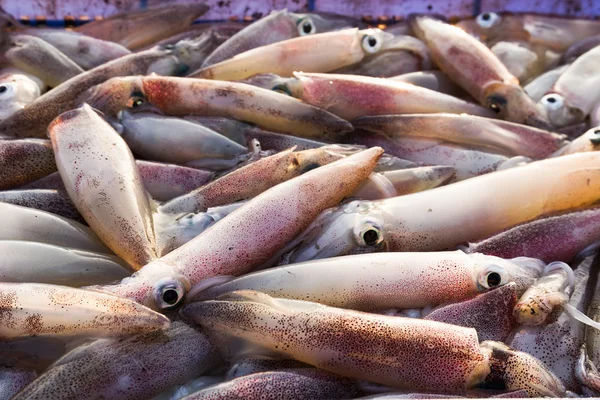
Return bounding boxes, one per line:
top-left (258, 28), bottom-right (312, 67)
top-left (0, 282), bottom-right (168, 340)
top-left (49, 104), bottom-right (157, 270)
top-left (198, 251), bottom-right (544, 311)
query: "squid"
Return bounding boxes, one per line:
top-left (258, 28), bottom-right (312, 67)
top-left (197, 251), bottom-right (544, 311)
top-left (0, 138), bottom-right (56, 190)
top-left (182, 290), bottom-right (565, 397)
top-left (0, 282), bottom-right (168, 340)
top-left (87, 147), bottom-right (383, 310)
top-left (279, 152), bottom-right (600, 261)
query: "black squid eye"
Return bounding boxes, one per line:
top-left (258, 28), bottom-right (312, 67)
top-left (297, 18), bottom-right (315, 36)
top-left (0, 85), bottom-right (7, 93)
top-left (486, 272), bottom-right (502, 287)
top-left (162, 289), bottom-right (179, 305)
top-left (481, 13), bottom-right (491, 21)
top-left (546, 97), bottom-right (557, 104)
top-left (363, 229), bottom-right (380, 246)
top-left (271, 84), bottom-right (292, 96)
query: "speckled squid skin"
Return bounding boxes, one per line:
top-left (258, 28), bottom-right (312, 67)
top-left (465, 207), bottom-right (600, 263)
top-left (377, 152), bottom-right (600, 252)
top-left (0, 367), bottom-right (36, 400)
top-left (86, 76), bottom-right (353, 141)
top-left (183, 369), bottom-right (357, 400)
top-left (183, 291), bottom-right (491, 394)
top-left (74, 4), bottom-right (209, 50)
top-left (198, 251), bottom-right (541, 311)
top-left (0, 48), bottom-right (182, 139)
top-left (0, 189), bottom-right (83, 223)
top-left (90, 147), bottom-right (383, 310)
top-left (412, 17), bottom-right (549, 128)
top-left (347, 130), bottom-right (514, 181)
top-left (353, 113), bottom-right (566, 160)
top-left (202, 10), bottom-right (362, 67)
top-left (49, 105), bottom-right (157, 270)
top-left (160, 147), bottom-right (344, 214)
top-left (0, 282), bottom-right (169, 340)
top-left (293, 72), bottom-right (494, 121)
top-left (13, 322), bottom-right (220, 400)
top-left (135, 160), bottom-right (213, 202)
top-left (425, 283), bottom-right (518, 342)
top-left (0, 139), bottom-right (56, 190)
top-left (192, 29), bottom-right (374, 81)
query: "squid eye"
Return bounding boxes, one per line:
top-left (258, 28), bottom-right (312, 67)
top-left (479, 265), bottom-right (508, 290)
top-left (127, 96), bottom-right (146, 109)
top-left (541, 94), bottom-right (564, 111)
top-left (0, 85), bottom-right (7, 94)
top-left (271, 84), bottom-right (292, 96)
top-left (154, 278), bottom-right (185, 309)
top-left (356, 222), bottom-right (383, 247)
top-left (486, 94), bottom-right (507, 114)
top-left (476, 12), bottom-right (500, 29)
top-left (590, 129), bottom-right (600, 145)
top-left (362, 34), bottom-right (382, 54)
top-left (297, 18), bottom-right (316, 36)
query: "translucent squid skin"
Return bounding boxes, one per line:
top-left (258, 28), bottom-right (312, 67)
top-left (49, 105), bottom-right (158, 270)
top-left (0, 189), bottom-right (83, 223)
top-left (182, 290), bottom-right (565, 396)
top-left (510, 254), bottom-right (594, 392)
top-left (85, 76), bottom-right (353, 141)
top-left (290, 72), bottom-right (495, 121)
top-left (0, 139), bottom-right (56, 190)
top-left (181, 369), bottom-right (357, 400)
top-left (197, 251), bottom-right (543, 311)
top-left (465, 207), bottom-right (600, 263)
top-left (353, 113), bottom-right (567, 160)
top-left (513, 262), bottom-right (574, 326)
top-left (0, 47), bottom-right (188, 139)
top-left (87, 147), bottom-right (383, 310)
top-left (0, 282), bottom-right (169, 340)
top-left (159, 146), bottom-right (344, 215)
top-left (202, 9), bottom-right (363, 67)
top-left (0, 367), bottom-right (36, 400)
top-left (412, 17), bottom-right (549, 128)
top-left (13, 322), bottom-right (221, 400)
top-left (135, 160), bottom-right (213, 202)
top-left (286, 152), bottom-right (600, 258)
top-left (541, 45), bottom-right (600, 127)
top-left (552, 126), bottom-right (600, 156)
top-left (424, 283), bottom-right (518, 342)
top-left (191, 29), bottom-right (394, 81)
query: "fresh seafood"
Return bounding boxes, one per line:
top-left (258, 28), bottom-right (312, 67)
top-left (0, 240), bottom-right (130, 286)
top-left (354, 166), bottom-right (454, 199)
top-left (413, 17), bottom-right (549, 127)
top-left (50, 105), bottom-right (157, 270)
top-left (490, 41), bottom-right (543, 84)
top-left (202, 9), bottom-right (361, 66)
top-left (524, 64), bottom-right (569, 102)
top-left (540, 45), bottom-right (600, 127)
top-left (390, 70), bottom-right (469, 98)
top-left (0, 138), bottom-right (56, 190)
top-left (86, 75), bottom-right (353, 141)
top-left (0, 188), bottom-right (83, 225)
top-left (464, 207), bottom-right (600, 263)
top-left (513, 262), bottom-right (574, 326)
top-left (13, 322), bottom-right (221, 400)
top-left (181, 369), bottom-right (357, 400)
top-left (282, 152), bottom-right (600, 260)
top-left (198, 251), bottom-right (543, 310)
top-left (116, 111), bottom-right (247, 166)
top-left (135, 160), bottom-right (213, 202)
top-left (424, 283), bottom-right (518, 342)
top-left (192, 29), bottom-right (394, 81)
top-left (183, 290), bottom-right (565, 396)
top-left (0, 69), bottom-right (42, 120)
top-left (89, 147), bottom-right (382, 309)
top-left (0, 367), bottom-right (35, 400)
top-left (0, 40), bottom-right (208, 138)
top-left (510, 254), bottom-right (596, 392)
top-left (74, 4), bottom-right (210, 50)
top-left (0, 282), bottom-right (168, 340)
top-left (286, 72), bottom-right (494, 120)
top-left (0, 202), bottom-right (109, 253)
top-left (353, 113), bottom-right (566, 159)
top-left (552, 125), bottom-right (600, 156)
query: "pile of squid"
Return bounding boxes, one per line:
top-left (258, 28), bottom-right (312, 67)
top-left (4, 3), bottom-right (600, 399)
